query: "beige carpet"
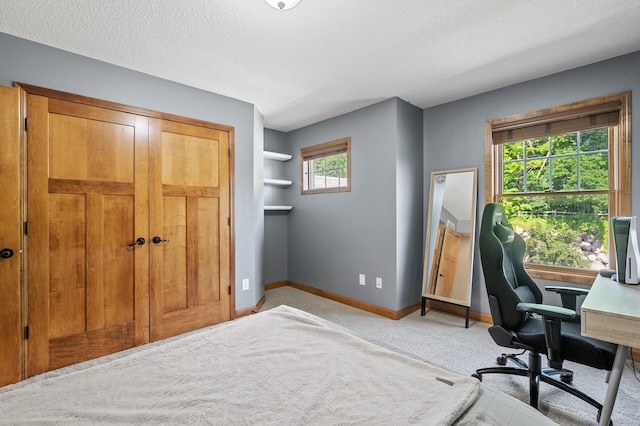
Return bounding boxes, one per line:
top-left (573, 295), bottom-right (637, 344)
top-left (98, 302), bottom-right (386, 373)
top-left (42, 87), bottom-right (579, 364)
top-left (261, 286), bottom-right (640, 426)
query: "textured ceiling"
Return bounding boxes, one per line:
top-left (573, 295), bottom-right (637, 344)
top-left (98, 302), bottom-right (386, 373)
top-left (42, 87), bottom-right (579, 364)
top-left (1, 0), bottom-right (639, 131)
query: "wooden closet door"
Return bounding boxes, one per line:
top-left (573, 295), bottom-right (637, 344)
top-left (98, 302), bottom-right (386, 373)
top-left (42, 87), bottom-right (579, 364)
top-left (434, 227), bottom-right (462, 298)
top-left (149, 118), bottom-right (231, 341)
top-left (427, 222), bottom-right (446, 294)
top-left (26, 95), bottom-right (150, 375)
top-left (0, 86), bottom-right (22, 386)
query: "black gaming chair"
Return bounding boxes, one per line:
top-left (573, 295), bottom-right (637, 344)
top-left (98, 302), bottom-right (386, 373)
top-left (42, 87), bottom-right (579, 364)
top-left (473, 203), bottom-right (617, 422)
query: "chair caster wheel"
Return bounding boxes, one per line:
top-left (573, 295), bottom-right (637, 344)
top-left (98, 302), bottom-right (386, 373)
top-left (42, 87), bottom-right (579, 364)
top-left (496, 356), bottom-right (507, 366)
top-left (472, 373), bottom-right (482, 382)
top-left (560, 373), bottom-right (573, 384)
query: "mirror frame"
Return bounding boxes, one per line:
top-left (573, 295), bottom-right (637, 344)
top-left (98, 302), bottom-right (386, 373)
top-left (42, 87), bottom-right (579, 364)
top-left (421, 167), bottom-right (477, 308)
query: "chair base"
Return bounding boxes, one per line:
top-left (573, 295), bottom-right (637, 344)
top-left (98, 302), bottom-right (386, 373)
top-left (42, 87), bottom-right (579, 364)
top-left (473, 351), bottom-right (607, 424)
top-left (496, 353), bottom-right (574, 383)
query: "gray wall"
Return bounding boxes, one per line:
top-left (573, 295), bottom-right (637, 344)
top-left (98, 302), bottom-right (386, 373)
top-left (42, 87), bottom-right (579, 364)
top-left (395, 100), bottom-right (424, 309)
top-left (0, 32), bottom-right (263, 311)
top-left (423, 50), bottom-right (640, 314)
top-left (282, 98), bottom-right (423, 311)
top-left (7, 30), bottom-right (636, 316)
top-left (251, 108), bottom-right (266, 306)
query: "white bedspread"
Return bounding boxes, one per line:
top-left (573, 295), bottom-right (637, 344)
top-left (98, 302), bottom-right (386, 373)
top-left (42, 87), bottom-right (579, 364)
top-left (0, 305), bottom-right (480, 425)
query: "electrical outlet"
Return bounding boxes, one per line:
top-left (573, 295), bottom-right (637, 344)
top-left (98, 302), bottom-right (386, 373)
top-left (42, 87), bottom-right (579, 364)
top-left (359, 274), bottom-right (366, 286)
top-left (242, 278), bottom-right (250, 291)
top-left (376, 277), bottom-right (382, 289)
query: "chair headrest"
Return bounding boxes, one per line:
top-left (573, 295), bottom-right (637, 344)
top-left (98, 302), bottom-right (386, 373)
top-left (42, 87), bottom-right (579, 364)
top-left (494, 223), bottom-right (515, 243)
top-left (481, 203), bottom-right (516, 243)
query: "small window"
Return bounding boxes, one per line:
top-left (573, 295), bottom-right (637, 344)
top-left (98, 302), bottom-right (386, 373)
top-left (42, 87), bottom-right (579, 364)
top-left (301, 137), bottom-right (351, 195)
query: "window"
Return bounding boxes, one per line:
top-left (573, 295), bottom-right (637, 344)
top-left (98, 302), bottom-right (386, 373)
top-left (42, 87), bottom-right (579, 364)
top-left (486, 92), bottom-right (631, 284)
top-left (301, 137), bottom-right (351, 194)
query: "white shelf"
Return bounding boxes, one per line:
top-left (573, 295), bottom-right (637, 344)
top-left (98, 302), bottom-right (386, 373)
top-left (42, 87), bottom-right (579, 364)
top-left (264, 205), bottom-right (293, 211)
top-left (264, 178), bottom-right (292, 187)
top-left (264, 151), bottom-right (292, 214)
top-left (264, 151), bottom-right (292, 161)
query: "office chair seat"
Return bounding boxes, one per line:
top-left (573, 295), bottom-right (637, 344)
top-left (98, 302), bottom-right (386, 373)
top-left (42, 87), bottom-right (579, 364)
top-left (515, 316), bottom-right (617, 370)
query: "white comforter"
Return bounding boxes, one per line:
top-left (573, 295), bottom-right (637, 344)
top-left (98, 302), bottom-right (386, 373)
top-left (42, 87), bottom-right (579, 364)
top-left (0, 305), bottom-right (480, 425)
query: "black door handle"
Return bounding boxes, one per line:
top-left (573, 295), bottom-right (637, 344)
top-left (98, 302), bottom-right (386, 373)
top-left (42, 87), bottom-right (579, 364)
top-left (0, 248), bottom-right (14, 258)
top-left (128, 237), bottom-right (146, 247)
top-left (152, 236), bottom-right (170, 244)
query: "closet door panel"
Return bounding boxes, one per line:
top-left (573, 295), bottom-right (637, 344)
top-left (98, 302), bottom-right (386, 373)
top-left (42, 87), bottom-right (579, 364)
top-left (196, 197), bottom-right (220, 305)
top-left (149, 118), bottom-right (230, 341)
top-left (48, 113), bottom-right (135, 182)
top-left (102, 195), bottom-right (136, 325)
top-left (0, 86), bottom-right (21, 387)
top-left (26, 95), bottom-right (149, 376)
top-left (161, 196), bottom-right (188, 313)
top-left (48, 193), bottom-right (87, 339)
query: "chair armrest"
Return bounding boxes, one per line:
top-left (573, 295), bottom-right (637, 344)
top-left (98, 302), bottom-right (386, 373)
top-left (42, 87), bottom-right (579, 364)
top-left (516, 302), bottom-right (576, 320)
top-left (544, 285), bottom-right (587, 312)
top-left (545, 285), bottom-right (589, 297)
top-left (517, 302), bottom-right (575, 368)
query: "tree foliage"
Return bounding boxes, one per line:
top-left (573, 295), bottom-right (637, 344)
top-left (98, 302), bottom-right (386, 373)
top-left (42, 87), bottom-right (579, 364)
top-left (509, 217), bottom-right (589, 268)
top-left (501, 128), bottom-right (610, 268)
top-left (312, 153), bottom-right (347, 178)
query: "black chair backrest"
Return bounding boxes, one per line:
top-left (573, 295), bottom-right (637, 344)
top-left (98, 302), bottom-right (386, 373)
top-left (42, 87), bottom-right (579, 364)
top-left (479, 203), bottom-right (543, 329)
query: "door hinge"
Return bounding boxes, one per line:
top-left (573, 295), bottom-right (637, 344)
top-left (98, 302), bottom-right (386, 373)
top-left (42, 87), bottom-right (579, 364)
top-left (24, 117), bottom-right (28, 132)
top-left (228, 286), bottom-right (231, 295)
top-left (25, 326), bottom-right (30, 340)
top-left (228, 147), bottom-right (230, 157)
top-left (227, 217), bottom-right (231, 226)
top-left (23, 221), bottom-right (29, 235)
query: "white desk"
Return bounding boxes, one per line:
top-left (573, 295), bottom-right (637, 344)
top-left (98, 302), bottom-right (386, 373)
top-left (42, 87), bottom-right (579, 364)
top-left (581, 274), bottom-right (640, 426)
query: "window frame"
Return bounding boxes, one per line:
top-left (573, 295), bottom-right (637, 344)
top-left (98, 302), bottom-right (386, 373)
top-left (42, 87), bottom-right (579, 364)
top-left (485, 92), bottom-right (631, 285)
top-left (300, 137), bottom-right (351, 195)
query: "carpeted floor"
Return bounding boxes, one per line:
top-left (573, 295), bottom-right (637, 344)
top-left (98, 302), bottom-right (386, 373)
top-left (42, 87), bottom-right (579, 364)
top-left (261, 286), bottom-right (640, 426)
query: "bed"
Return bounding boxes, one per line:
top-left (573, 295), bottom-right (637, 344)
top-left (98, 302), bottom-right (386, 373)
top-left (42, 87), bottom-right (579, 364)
top-left (0, 305), bottom-right (556, 425)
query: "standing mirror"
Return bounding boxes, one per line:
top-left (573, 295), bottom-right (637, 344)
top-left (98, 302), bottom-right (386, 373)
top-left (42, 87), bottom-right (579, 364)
top-left (420, 167), bottom-right (477, 328)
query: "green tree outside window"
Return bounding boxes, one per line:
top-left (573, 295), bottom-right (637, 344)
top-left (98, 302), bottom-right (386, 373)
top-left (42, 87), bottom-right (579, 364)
top-left (501, 128), bottom-right (609, 269)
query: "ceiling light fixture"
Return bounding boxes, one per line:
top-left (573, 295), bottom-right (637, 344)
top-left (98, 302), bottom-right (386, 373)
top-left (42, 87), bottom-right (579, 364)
top-left (264, 0), bottom-right (301, 11)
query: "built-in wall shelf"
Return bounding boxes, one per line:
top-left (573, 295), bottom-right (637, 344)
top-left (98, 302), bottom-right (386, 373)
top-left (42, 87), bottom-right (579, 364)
top-left (264, 205), bottom-right (293, 211)
top-left (264, 151), bottom-right (292, 161)
top-left (264, 150), bottom-right (292, 214)
top-left (264, 178), bottom-right (293, 187)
